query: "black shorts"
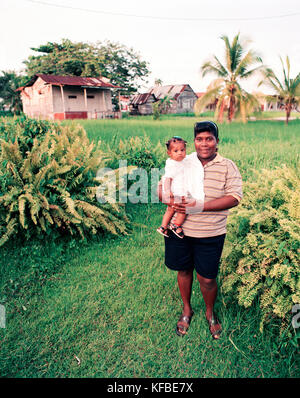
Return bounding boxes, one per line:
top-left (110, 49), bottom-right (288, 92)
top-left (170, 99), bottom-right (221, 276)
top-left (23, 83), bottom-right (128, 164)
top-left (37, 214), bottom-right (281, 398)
top-left (164, 232), bottom-right (226, 279)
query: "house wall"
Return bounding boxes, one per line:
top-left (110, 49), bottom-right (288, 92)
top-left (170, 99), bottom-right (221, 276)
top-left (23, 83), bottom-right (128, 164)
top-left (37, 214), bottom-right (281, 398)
top-left (176, 86), bottom-right (197, 113)
top-left (52, 86), bottom-right (112, 116)
top-left (21, 77), bottom-right (53, 119)
top-left (138, 102), bottom-right (154, 115)
top-left (21, 77), bottom-right (113, 120)
top-left (129, 95), bottom-right (156, 115)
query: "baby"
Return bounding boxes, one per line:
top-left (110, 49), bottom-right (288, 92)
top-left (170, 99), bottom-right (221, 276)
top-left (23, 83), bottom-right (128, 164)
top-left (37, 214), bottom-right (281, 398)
top-left (157, 136), bottom-right (189, 239)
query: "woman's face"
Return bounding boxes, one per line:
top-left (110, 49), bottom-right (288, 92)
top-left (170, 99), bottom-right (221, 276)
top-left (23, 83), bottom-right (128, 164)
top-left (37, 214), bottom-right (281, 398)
top-left (194, 131), bottom-right (219, 163)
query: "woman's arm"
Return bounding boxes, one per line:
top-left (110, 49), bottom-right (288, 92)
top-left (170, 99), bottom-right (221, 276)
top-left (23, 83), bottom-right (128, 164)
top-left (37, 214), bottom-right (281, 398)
top-left (172, 195), bottom-right (239, 214)
top-left (158, 179), bottom-right (239, 212)
top-left (203, 195), bottom-right (239, 211)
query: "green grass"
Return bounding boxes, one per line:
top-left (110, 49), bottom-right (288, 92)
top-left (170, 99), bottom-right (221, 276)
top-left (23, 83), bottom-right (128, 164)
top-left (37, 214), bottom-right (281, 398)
top-left (1, 203), bottom-right (298, 377)
top-left (0, 117), bottom-right (299, 377)
top-left (71, 117), bottom-right (300, 176)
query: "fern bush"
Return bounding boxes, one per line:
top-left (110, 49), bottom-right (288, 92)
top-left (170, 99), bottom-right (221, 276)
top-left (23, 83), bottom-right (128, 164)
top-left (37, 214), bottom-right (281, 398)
top-left (106, 134), bottom-right (166, 173)
top-left (220, 165), bottom-right (300, 332)
top-left (0, 117), bottom-right (129, 246)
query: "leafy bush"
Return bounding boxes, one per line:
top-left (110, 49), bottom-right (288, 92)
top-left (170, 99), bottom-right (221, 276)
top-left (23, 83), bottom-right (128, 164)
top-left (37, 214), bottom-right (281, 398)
top-left (0, 117), bottom-right (130, 246)
top-left (220, 165), bottom-right (300, 332)
top-left (106, 134), bottom-right (166, 173)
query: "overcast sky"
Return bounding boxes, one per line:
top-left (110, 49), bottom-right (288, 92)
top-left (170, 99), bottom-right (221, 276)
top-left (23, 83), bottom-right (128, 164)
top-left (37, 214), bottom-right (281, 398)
top-left (1, 0), bottom-right (300, 94)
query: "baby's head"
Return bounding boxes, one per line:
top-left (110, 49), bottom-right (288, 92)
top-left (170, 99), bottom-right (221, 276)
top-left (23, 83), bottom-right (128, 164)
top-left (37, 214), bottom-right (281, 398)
top-left (165, 136), bottom-right (187, 162)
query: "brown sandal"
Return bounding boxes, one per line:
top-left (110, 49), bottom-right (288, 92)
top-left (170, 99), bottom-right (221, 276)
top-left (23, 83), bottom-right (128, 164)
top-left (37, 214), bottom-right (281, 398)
top-left (176, 311), bottom-right (194, 337)
top-left (207, 313), bottom-right (222, 340)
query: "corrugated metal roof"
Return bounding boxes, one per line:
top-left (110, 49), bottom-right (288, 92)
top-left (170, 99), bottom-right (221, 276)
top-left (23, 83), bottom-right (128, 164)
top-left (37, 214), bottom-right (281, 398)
top-left (23, 74), bottom-right (120, 88)
top-left (149, 84), bottom-right (188, 100)
top-left (130, 93), bottom-right (156, 105)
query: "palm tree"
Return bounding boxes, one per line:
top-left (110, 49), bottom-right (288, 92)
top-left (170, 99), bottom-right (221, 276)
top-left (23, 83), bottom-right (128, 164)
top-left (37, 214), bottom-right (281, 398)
top-left (194, 33), bottom-right (264, 123)
top-left (154, 78), bottom-right (163, 86)
top-left (258, 56), bottom-right (300, 124)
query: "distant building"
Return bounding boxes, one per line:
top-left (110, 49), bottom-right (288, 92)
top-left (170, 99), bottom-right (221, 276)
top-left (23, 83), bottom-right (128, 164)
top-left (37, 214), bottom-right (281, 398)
top-left (129, 84), bottom-right (198, 115)
top-left (260, 95), bottom-right (286, 111)
top-left (149, 84), bottom-right (197, 114)
top-left (129, 93), bottom-right (157, 115)
top-left (18, 74), bottom-right (121, 120)
top-left (195, 92), bottom-right (218, 111)
top-left (118, 95), bottom-right (130, 112)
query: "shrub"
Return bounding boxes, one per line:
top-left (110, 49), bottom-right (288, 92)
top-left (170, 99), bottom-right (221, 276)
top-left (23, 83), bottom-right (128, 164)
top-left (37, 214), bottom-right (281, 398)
top-left (220, 165), bottom-right (300, 332)
top-left (0, 115), bottom-right (60, 145)
top-left (106, 134), bottom-right (166, 173)
top-left (0, 117), bottom-right (130, 246)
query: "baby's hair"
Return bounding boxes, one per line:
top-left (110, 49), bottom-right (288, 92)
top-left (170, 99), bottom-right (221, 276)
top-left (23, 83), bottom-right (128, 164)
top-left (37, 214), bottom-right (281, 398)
top-left (165, 136), bottom-right (187, 150)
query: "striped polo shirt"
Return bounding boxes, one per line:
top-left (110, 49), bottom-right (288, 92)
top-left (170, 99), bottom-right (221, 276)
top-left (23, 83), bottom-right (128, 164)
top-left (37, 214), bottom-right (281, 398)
top-left (179, 152), bottom-right (242, 238)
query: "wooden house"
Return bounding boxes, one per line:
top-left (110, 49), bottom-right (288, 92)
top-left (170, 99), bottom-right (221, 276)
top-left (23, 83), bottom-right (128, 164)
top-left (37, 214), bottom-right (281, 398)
top-left (129, 93), bottom-right (157, 115)
top-left (148, 84), bottom-right (198, 114)
top-left (18, 74), bottom-right (121, 120)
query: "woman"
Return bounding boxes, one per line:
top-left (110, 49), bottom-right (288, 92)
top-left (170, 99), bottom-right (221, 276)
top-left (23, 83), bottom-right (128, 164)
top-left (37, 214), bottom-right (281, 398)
top-left (158, 121), bottom-right (242, 339)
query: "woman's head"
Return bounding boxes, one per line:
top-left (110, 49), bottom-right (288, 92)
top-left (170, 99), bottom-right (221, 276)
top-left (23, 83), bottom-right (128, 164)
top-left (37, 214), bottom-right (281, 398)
top-left (165, 136), bottom-right (187, 162)
top-left (193, 121), bottom-right (219, 164)
top-left (194, 121), bottom-right (219, 140)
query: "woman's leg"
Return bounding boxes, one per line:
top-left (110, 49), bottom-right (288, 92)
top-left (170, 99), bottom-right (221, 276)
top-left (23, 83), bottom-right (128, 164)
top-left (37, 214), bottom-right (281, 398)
top-left (177, 269), bottom-right (194, 316)
top-left (196, 274), bottom-right (221, 337)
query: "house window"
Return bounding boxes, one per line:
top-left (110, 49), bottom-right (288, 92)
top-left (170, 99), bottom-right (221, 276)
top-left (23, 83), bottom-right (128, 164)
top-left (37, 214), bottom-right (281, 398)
top-left (68, 95), bottom-right (77, 99)
top-left (87, 95), bottom-right (95, 99)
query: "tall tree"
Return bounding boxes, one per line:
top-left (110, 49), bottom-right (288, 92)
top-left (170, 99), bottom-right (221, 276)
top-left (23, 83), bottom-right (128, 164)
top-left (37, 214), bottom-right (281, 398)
top-left (259, 56), bottom-right (300, 124)
top-left (0, 71), bottom-right (25, 114)
top-left (23, 39), bottom-right (150, 108)
top-left (195, 33), bottom-right (264, 123)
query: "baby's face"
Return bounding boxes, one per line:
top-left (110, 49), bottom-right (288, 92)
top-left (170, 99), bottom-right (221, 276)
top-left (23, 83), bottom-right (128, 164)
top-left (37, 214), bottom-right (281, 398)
top-left (168, 142), bottom-right (186, 162)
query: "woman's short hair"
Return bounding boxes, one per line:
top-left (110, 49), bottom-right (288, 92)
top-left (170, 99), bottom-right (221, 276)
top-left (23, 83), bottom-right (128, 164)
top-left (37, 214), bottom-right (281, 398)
top-left (194, 121), bottom-right (219, 140)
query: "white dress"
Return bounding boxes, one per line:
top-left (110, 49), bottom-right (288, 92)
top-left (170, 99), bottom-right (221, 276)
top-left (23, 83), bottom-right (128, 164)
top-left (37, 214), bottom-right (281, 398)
top-left (163, 157), bottom-right (187, 197)
top-left (162, 154), bottom-right (204, 201)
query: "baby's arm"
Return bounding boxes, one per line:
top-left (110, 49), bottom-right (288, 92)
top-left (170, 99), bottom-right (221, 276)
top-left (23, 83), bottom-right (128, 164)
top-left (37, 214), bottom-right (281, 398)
top-left (163, 177), bottom-right (174, 198)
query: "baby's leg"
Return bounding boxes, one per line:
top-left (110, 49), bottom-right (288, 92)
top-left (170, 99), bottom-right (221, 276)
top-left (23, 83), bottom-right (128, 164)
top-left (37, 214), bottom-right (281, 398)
top-left (161, 206), bottom-right (175, 228)
top-left (169, 211), bottom-right (186, 238)
top-left (173, 211), bottom-right (186, 227)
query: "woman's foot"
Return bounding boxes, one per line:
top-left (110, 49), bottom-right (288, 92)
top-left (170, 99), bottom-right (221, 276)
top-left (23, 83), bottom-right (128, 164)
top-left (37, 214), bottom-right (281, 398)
top-left (176, 310), bottom-right (194, 337)
top-left (206, 312), bottom-right (222, 340)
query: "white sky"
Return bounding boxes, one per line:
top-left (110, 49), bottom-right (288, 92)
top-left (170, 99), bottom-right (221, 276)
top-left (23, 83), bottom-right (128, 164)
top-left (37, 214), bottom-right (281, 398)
top-left (1, 0), bottom-right (300, 94)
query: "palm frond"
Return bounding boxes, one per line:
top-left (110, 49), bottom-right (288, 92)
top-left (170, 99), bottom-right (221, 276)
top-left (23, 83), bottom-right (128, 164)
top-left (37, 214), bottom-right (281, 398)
top-left (201, 58), bottom-right (228, 78)
top-left (280, 56), bottom-right (290, 90)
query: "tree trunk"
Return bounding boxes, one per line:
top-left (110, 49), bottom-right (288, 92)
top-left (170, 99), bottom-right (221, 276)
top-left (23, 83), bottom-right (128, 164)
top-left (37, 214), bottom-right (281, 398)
top-left (285, 102), bottom-right (292, 125)
top-left (218, 99), bottom-right (225, 123)
top-left (228, 95), bottom-right (235, 122)
top-left (227, 85), bottom-right (235, 123)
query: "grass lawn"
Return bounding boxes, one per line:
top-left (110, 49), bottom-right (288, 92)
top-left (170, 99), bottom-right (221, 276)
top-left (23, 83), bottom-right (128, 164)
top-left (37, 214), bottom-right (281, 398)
top-left (0, 117), bottom-right (299, 377)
